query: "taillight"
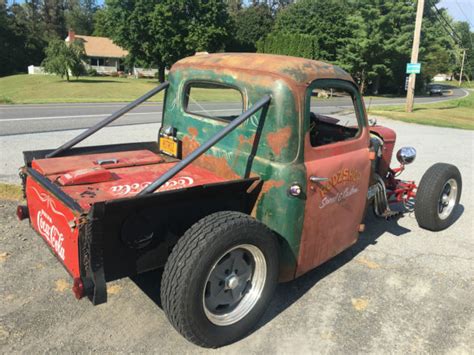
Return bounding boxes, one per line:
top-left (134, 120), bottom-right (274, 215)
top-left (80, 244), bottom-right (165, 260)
top-left (16, 205), bottom-right (29, 221)
top-left (72, 278), bottom-right (85, 299)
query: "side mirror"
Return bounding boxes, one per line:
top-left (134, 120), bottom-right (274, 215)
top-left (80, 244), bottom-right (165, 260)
top-left (368, 117), bottom-right (377, 126)
top-left (396, 147), bottom-right (417, 165)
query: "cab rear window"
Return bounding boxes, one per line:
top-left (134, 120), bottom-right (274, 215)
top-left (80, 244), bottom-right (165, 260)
top-left (183, 82), bottom-right (243, 121)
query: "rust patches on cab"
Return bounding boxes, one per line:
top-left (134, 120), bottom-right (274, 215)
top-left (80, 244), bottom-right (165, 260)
top-left (181, 133), bottom-right (240, 180)
top-left (261, 180), bottom-right (285, 195)
top-left (267, 126), bottom-right (292, 156)
top-left (251, 179), bottom-right (285, 217)
top-left (238, 134), bottom-right (256, 146)
top-left (188, 127), bottom-right (199, 138)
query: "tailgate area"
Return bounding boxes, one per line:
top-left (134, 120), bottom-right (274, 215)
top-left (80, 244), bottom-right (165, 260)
top-left (26, 177), bottom-right (81, 277)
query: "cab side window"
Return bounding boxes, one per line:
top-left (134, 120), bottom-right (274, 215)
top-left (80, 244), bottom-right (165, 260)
top-left (184, 82), bottom-right (243, 121)
top-left (309, 87), bottom-right (361, 147)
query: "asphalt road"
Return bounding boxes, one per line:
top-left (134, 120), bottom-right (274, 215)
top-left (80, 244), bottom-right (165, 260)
top-left (0, 118), bottom-right (473, 353)
top-left (0, 87), bottom-right (467, 136)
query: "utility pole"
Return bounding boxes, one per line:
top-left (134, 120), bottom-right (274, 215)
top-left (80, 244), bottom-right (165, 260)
top-left (459, 49), bottom-right (466, 86)
top-left (405, 0), bottom-right (425, 113)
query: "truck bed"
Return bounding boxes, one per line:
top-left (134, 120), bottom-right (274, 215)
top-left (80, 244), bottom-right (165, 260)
top-left (30, 149), bottom-right (227, 210)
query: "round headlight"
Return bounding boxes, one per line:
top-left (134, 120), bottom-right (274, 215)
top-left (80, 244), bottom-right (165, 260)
top-left (396, 147), bottom-right (417, 165)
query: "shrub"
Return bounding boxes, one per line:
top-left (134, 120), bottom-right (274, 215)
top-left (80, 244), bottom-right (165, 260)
top-left (87, 68), bottom-right (98, 76)
top-left (256, 32), bottom-right (319, 60)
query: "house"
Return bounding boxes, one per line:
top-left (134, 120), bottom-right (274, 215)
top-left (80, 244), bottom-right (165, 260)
top-left (65, 31), bottom-right (128, 75)
top-left (433, 73), bottom-right (451, 82)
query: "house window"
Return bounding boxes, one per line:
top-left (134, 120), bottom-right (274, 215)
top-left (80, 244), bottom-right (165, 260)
top-left (183, 82), bottom-right (243, 121)
top-left (105, 58), bottom-right (116, 67)
top-left (90, 57), bottom-right (105, 66)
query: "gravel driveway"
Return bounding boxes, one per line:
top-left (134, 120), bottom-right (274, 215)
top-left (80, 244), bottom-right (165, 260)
top-left (0, 118), bottom-right (473, 353)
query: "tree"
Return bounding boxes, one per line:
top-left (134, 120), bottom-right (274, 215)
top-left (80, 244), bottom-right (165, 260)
top-left (92, 8), bottom-right (112, 37)
top-left (257, 32), bottom-right (318, 59)
top-left (272, 0), bottom-right (352, 62)
top-left (228, 4), bottom-right (274, 52)
top-left (0, 1), bottom-right (46, 76)
top-left (335, 0), bottom-right (413, 93)
top-left (41, 0), bottom-right (67, 39)
top-left (65, 0), bottom-right (97, 35)
top-left (42, 39), bottom-right (86, 80)
top-left (453, 21), bottom-right (473, 80)
top-left (102, 0), bottom-right (231, 82)
top-left (226, 0), bottom-right (242, 15)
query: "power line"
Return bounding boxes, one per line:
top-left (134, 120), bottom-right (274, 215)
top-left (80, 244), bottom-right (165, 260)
top-left (426, 0), bottom-right (463, 47)
top-left (427, 0), bottom-right (465, 45)
top-left (454, 0), bottom-right (473, 28)
top-left (427, 0), bottom-right (469, 84)
top-left (431, 12), bottom-right (462, 47)
top-left (453, 0), bottom-right (474, 50)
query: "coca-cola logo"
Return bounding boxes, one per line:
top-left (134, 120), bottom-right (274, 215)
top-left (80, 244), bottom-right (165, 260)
top-left (110, 176), bottom-right (194, 196)
top-left (37, 209), bottom-right (65, 261)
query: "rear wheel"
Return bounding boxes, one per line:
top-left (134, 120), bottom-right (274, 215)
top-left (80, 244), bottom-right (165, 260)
top-left (415, 163), bottom-right (462, 231)
top-left (161, 211), bottom-right (279, 348)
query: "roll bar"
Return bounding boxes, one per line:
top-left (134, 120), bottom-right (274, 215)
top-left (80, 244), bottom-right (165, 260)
top-left (46, 81), bottom-right (170, 158)
top-left (137, 95), bottom-right (271, 196)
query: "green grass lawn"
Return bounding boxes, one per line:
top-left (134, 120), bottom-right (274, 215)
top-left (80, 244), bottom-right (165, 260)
top-left (0, 74), bottom-right (241, 104)
top-left (369, 91), bottom-right (474, 130)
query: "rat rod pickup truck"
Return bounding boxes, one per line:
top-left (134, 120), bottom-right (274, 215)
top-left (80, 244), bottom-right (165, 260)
top-left (17, 53), bottom-right (462, 347)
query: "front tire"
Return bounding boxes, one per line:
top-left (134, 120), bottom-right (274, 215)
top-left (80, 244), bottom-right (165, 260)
top-left (161, 211), bottom-right (279, 348)
top-left (415, 163), bottom-right (462, 231)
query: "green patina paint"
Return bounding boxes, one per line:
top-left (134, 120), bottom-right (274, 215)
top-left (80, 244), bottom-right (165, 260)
top-left (162, 66), bottom-right (307, 274)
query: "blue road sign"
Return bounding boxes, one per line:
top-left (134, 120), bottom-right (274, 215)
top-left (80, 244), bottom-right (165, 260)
top-left (406, 63), bottom-right (421, 74)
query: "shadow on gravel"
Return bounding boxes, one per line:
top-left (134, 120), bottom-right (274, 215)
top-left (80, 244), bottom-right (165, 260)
top-left (256, 210), bottom-right (411, 329)
top-left (130, 205), bottom-right (464, 339)
top-left (129, 211), bottom-right (412, 322)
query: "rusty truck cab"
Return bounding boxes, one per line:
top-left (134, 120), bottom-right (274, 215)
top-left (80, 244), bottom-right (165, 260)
top-left (165, 53), bottom-right (370, 279)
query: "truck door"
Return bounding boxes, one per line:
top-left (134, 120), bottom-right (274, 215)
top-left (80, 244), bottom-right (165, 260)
top-left (296, 79), bottom-right (371, 277)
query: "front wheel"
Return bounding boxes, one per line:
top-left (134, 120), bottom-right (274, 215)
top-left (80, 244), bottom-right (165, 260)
top-left (415, 163), bottom-right (462, 231)
top-left (161, 211), bottom-right (279, 348)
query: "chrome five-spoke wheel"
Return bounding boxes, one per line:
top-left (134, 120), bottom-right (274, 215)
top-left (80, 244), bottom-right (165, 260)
top-left (203, 244), bottom-right (267, 326)
top-left (415, 163), bottom-right (462, 231)
top-left (161, 211), bottom-right (279, 348)
top-left (438, 178), bottom-right (458, 220)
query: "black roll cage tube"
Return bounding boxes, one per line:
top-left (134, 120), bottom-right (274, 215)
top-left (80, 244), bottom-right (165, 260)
top-left (44, 81), bottom-right (271, 196)
top-left (45, 81), bottom-right (170, 158)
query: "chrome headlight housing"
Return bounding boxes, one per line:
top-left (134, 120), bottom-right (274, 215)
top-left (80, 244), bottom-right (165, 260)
top-left (396, 147), bottom-right (417, 165)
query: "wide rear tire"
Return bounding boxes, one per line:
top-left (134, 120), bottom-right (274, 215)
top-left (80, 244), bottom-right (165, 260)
top-left (161, 211), bottom-right (279, 348)
top-left (415, 163), bottom-right (462, 231)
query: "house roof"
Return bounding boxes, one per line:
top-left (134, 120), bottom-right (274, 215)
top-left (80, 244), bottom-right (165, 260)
top-left (68, 35), bottom-right (128, 58)
top-left (172, 53), bottom-right (354, 86)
